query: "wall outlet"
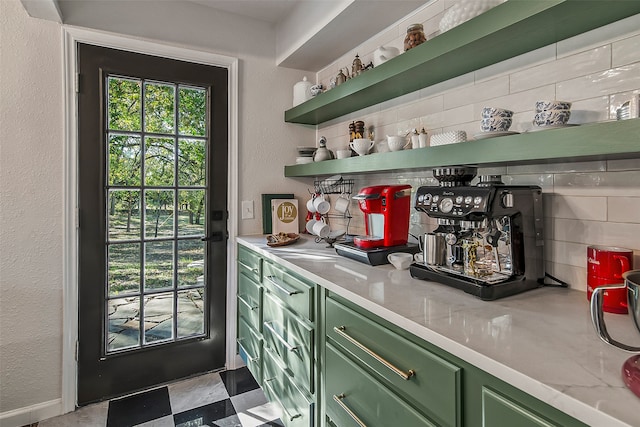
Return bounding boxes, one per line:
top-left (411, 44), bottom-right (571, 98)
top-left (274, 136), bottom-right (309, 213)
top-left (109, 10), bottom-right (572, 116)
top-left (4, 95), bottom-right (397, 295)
top-left (241, 200), bottom-right (254, 219)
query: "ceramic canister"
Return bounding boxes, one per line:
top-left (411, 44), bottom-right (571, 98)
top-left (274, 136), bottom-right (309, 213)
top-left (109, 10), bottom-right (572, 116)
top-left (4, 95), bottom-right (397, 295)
top-left (293, 76), bottom-right (312, 107)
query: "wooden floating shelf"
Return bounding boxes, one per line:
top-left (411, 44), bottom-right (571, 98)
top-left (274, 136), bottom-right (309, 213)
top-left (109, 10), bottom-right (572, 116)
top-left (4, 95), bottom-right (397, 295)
top-left (284, 119), bottom-right (640, 177)
top-left (284, 1), bottom-right (640, 125)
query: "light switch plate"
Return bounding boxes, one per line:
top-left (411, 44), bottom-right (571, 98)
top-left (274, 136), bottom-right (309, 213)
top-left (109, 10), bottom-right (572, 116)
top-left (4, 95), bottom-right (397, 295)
top-left (241, 200), bottom-right (254, 219)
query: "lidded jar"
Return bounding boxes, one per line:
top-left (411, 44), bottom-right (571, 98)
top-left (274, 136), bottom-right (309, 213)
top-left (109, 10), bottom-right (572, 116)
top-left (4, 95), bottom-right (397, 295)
top-left (404, 23), bottom-right (426, 51)
top-left (293, 76), bottom-right (313, 107)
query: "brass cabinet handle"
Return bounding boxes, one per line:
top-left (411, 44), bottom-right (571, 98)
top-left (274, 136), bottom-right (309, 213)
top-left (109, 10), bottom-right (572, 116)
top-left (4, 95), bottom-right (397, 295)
top-left (264, 275), bottom-right (301, 296)
top-left (237, 294), bottom-right (258, 311)
top-left (238, 260), bottom-right (259, 276)
top-left (333, 326), bottom-right (415, 381)
top-left (333, 394), bottom-right (367, 427)
top-left (263, 378), bottom-right (302, 421)
top-left (236, 340), bottom-right (259, 363)
top-left (264, 321), bottom-right (298, 352)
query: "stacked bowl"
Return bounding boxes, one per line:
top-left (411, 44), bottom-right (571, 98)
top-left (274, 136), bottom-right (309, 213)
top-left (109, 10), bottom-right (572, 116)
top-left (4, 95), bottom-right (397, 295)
top-left (296, 146), bottom-right (316, 164)
top-left (481, 107), bottom-right (514, 132)
top-left (533, 100), bottom-right (572, 128)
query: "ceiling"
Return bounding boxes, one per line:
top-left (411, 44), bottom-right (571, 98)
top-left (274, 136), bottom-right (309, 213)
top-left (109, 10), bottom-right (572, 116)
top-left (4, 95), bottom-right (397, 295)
top-left (19, 0), bottom-right (429, 71)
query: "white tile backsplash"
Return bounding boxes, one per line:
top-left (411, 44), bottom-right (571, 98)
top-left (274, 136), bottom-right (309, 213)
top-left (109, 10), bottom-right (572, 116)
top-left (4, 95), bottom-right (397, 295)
top-left (313, 7), bottom-right (640, 293)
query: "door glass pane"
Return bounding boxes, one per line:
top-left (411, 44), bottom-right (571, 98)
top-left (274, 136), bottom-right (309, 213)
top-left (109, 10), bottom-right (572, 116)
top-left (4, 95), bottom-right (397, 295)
top-left (108, 77), bottom-right (141, 132)
top-left (144, 82), bottom-right (175, 134)
top-left (104, 74), bottom-right (209, 355)
top-left (179, 87), bottom-right (206, 136)
top-left (178, 190), bottom-right (205, 237)
top-left (144, 241), bottom-right (174, 291)
top-left (144, 293), bottom-right (174, 344)
top-left (108, 297), bottom-right (141, 351)
top-left (145, 190), bottom-right (174, 238)
top-left (108, 243), bottom-right (140, 297)
top-left (178, 138), bottom-right (206, 187)
top-left (145, 137), bottom-right (175, 187)
top-left (109, 134), bottom-right (141, 186)
top-left (178, 240), bottom-right (204, 288)
top-left (178, 289), bottom-right (204, 338)
top-left (108, 190), bottom-right (141, 241)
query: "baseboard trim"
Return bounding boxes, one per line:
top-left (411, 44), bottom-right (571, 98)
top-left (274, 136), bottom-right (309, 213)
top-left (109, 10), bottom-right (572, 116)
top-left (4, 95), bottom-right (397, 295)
top-left (0, 399), bottom-right (64, 427)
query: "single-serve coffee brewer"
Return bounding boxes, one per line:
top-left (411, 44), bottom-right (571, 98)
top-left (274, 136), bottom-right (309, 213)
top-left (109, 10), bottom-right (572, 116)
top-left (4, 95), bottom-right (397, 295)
top-left (410, 167), bottom-right (545, 300)
top-left (334, 185), bottom-right (419, 265)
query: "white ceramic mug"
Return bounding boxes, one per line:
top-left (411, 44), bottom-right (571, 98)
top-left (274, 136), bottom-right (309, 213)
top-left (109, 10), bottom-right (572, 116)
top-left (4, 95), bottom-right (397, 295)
top-left (312, 218), bottom-right (330, 238)
top-left (313, 194), bottom-right (330, 214)
top-left (306, 197), bottom-right (316, 213)
top-left (305, 217), bottom-right (318, 234)
top-left (336, 149), bottom-right (351, 159)
top-left (334, 193), bottom-right (350, 214)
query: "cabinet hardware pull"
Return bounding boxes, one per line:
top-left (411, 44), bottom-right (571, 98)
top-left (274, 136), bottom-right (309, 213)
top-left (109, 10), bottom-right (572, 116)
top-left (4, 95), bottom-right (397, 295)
top-left (333, 394), bottom-right (367, 427)
top-left (264, 321), bottom-right (298, 352)
top-left (238, 260), bottom-right (259, 275)
top-left (236, 340), bottom-right (259, 363)
top-left (334, 326), bottom-right (415, 381)
top-left (263, 379), bottom-right (302, 421)
top-left (237, 294), bottom-right (258, 311)
top-left (264, 275), bottom-right (301, 296)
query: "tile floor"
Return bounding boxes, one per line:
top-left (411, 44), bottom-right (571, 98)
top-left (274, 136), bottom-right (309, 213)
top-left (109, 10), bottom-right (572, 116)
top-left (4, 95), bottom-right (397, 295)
top-left (35, 367), bottom-right (283, 427)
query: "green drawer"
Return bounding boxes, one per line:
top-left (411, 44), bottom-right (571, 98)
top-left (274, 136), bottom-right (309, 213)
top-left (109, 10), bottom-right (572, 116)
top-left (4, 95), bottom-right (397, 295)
top-left (482, 387), bottom-right (557, 427)
top-left (238, 245), bottom-right (262, 283)
top-left (263, 346), bottom-right (314, 427)
top-left (238, 273), bottom-right (262, 332)
top-left (326, 297), bottom-right (462, 427)
top-left (325, 342), bottom-right (436, 427)
top-left (263, 292), bottom-right (314, 395)
top-left (263, 261), bottom-right (314, 321)
top-left (237, 316), bottom-right (262, 384)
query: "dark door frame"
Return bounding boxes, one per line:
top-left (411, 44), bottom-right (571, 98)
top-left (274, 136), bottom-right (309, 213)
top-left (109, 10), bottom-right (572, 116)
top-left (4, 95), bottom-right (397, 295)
top-left (62, 27), bottom-right (239, 411)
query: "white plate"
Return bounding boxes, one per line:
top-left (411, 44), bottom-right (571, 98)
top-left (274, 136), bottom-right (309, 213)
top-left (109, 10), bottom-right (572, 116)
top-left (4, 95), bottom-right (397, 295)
top-left (527, 124), bottom-right (579, 132)
top-left (296, 157), bottom-right (314, 164)
top-left (473, 131), bottom-right (520, 140)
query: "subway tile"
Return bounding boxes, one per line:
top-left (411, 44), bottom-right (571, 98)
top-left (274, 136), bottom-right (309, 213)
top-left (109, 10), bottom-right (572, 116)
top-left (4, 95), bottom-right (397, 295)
top-left (553, 218), bottom-right (640, 251)
top-left (475, 45), bottom-right (556, 82)
top-left (398, 0), bottom-right (444, 33)
top-left (567, 96), bottom-right (610, 124)
top-left (443, 76), bottom-right (509, 110)
top-left (607, 197), bottom-right (640, 223)
top-left (607, 157), bottom-right (640, 172)
top-left (557, 62), bottom-right (640, 102)
top-left (507, 161), bottom-right (606, 175)
top-left (441, 104), bottom-right (474, 127)
top-left (397, 96), bottom-right (443, 122)
top-left (476, 84), bottom-right (556, 117)
top-left (510, 45), bottom-right (611, 93)
top-left (549, 239), bottom-right (587, 268)
top-left (613, 33), bottom-right (640, 67)
top-left (553, 170), bottom-right (640, 196)
top-left (548, 195), bottom-right (607, 221)
top-left (544, 261), bottom-right (587, 292)
top-left (557, 14), bottom-right (640, 58)
top-left (419, 72), bottom-right (475, 98)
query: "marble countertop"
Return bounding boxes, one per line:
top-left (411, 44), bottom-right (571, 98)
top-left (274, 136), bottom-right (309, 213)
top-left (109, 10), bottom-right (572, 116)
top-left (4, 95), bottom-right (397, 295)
top-left (236, 235), bottom-right (640, 427)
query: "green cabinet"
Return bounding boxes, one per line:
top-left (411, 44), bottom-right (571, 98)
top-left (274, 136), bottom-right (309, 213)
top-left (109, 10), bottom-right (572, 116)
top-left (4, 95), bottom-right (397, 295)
top-left (481, 387), bottom-right (556, 427)
top-left (236, 246), bottom-right (318, 427)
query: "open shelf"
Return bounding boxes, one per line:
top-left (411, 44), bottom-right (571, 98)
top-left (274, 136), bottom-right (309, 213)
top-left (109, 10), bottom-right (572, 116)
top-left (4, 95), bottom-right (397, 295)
top-left (284, 119), bottom-right (640, 177)
top-left (284, 0), bottom-right (640, 125)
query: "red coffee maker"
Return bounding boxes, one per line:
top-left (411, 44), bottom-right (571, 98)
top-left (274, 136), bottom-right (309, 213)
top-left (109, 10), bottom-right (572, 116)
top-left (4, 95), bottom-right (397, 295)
top-left (334, 185), bottom-right (419, 265)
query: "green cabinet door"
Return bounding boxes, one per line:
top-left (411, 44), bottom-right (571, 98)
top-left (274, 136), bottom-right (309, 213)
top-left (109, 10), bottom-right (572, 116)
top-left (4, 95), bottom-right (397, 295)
top-left (325, 342), bottom-right (436, 427)
top-left (482, 387), bottom-right (558, 427)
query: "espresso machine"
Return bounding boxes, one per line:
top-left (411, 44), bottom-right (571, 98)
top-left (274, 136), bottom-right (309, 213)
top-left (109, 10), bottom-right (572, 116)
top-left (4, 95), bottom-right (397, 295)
top-left (410, 167), bottom-right (545, 300)
top-left (335, 185), bottom-right (419, 265)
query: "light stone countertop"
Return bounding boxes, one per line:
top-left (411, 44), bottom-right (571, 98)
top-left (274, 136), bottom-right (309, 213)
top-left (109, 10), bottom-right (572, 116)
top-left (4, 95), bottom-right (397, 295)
top-left (236, 234), bottom-right (640, 427)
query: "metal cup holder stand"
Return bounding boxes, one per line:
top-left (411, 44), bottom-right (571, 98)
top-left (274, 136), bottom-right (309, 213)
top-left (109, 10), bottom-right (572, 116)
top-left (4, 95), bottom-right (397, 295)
top-left (308, 178), bottom-right (354, 247)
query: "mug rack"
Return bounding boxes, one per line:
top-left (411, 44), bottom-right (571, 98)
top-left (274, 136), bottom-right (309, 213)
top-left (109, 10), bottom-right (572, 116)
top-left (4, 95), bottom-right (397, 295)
top-left (314, 178), bottom-right (354, 195)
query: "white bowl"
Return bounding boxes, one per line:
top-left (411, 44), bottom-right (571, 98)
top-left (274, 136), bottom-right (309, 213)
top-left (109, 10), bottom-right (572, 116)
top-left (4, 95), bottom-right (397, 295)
top-left (430, 131), bottom-right (467, 146)
top-left (387, 252), bottom-right (413, 270)
top-left (387, 136), bottom-right (408, 151)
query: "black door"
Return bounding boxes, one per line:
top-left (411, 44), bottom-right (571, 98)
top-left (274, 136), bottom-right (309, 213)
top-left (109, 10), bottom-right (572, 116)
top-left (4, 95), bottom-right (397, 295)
top-left (77, 43), bottom-right (228, 405)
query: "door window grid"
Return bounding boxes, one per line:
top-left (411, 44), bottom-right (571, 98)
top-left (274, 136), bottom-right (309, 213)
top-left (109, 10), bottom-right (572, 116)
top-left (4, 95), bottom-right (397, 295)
top-left (105, 75), bottom-right (208, 353)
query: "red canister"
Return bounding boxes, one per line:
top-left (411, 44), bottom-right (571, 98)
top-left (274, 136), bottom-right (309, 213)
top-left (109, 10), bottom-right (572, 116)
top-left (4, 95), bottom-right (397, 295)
top-left (587, 245), bottom-right (634, 314)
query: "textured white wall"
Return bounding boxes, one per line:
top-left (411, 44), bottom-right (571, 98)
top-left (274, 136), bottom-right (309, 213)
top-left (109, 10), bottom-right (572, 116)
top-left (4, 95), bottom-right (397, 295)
top-left (1, 0), bottom-right (314, 418)
top-left (0, 0), bottom-right (65, 413)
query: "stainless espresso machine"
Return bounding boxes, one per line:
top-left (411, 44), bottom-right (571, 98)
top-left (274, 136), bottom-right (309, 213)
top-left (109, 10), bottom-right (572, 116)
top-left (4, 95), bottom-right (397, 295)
top-left (410, 167), bottom-right (545, 300)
